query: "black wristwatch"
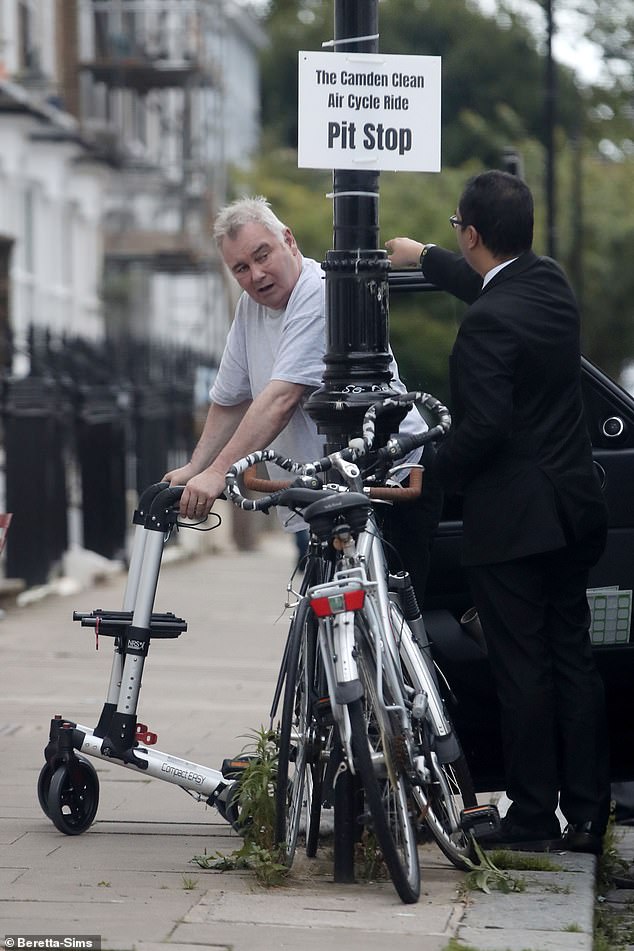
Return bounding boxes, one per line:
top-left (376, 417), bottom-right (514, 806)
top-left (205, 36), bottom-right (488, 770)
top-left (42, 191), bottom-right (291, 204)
top-left (420, 244), bottom-right (435, 268)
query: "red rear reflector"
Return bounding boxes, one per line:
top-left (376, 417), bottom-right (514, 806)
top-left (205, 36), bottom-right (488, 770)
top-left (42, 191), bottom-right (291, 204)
top-left (344, 588), bottom-right (365, 611)
top-left (310, 596), bottom-right (334, 617)
top-left (310, 588), bottom-right (365, 617)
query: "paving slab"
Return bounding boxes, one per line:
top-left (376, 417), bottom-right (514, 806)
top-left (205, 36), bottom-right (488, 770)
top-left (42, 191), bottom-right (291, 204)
top-left (456, 850), bottom-right (596, 951)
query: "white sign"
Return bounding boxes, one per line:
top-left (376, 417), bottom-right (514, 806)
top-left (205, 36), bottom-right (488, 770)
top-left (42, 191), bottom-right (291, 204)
top-left (298, 51), bottom-right (441, 173)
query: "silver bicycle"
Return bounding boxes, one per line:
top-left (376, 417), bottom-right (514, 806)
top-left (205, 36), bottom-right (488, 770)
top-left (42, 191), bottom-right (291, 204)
top-left (225, 392), bottom-right (477, 904)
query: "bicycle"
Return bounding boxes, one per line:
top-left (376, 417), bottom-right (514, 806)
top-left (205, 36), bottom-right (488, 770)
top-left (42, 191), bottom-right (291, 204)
top-left (224, 392), bottom-right (478, 904)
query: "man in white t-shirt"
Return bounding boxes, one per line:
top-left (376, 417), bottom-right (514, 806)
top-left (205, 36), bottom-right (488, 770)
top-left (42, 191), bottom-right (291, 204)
top-left (164, 195), bottom-right (435, 542)
top-left (164, 197), bottom-right (323, 523)
top-left (165, 196), bottom-right (442, 828)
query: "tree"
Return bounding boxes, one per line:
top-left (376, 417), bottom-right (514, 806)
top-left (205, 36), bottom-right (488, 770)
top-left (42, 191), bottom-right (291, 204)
top-left (249, 0), bottom-right (634, 383)
top-left (259, 0), bottom-right (583, 166)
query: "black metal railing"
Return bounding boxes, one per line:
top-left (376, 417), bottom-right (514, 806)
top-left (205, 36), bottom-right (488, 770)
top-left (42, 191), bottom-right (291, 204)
top-left (1, 326), bottom-right (215, 588)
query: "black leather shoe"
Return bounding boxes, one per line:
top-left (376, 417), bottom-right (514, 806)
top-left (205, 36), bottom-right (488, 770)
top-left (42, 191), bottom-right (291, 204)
top-left (477, 816), bottom-right (563, 852)
top-left (562, 822), bottom-right (604, 855)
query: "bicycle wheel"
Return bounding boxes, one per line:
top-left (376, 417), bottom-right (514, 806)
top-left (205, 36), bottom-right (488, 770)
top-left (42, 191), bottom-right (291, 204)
top-left (275, 596), bottom-right (319, 865)
top-left (350, 620), bottom-right (420, 904)
top-left (414, 725), bottom-right (477, 870)
top-left (304, 663), bottom-right (333, 858)
top-left (390, 601), bottom-right (477, 870)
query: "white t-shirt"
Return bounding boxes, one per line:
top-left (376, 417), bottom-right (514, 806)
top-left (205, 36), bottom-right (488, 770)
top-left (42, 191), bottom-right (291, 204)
top-left (211, 256), bottom-right (426, 529)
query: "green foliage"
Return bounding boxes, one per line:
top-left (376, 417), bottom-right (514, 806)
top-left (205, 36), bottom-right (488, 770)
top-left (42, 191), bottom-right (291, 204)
top-left (354, 829), bottom-right (389, 882)
top-left (460, 837), bottom-right (527, 894)
top-left (234, 727), bottom-right (279, 849)
top-left (596, 814), bottom-right (628, 895)
top-left (249, 0), bottom-right (634, 386)
top-left (593, 814), bottom-right (634, 951)
top-left (192, 727), bottom-right (289, 887)
top-left (259, 0), bottom-right (582, 166)
top-left (485, 849), bottom-right (563, 873)
top-left (571, 156), bottom-right (634, 380)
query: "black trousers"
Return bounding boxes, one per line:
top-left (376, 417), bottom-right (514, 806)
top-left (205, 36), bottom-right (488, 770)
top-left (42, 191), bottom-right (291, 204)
top-left (467, 532), bottom-right (611, 832)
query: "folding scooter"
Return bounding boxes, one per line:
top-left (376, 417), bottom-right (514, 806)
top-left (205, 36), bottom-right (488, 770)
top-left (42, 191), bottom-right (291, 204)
top-left (37, 483), bottom-right (239, 835)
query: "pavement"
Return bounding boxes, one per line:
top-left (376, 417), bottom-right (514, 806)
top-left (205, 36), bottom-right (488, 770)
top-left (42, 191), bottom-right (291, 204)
top-left (0, 524), bottom-right (613, 950)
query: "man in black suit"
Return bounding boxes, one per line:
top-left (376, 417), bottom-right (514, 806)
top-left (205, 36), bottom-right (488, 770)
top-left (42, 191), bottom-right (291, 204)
top-left (386, 170), bottom-right (610, 854)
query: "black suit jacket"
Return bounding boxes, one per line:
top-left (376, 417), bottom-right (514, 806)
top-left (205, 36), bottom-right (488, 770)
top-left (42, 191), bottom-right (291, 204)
top-left (423, 246), bottom-right (607, 566)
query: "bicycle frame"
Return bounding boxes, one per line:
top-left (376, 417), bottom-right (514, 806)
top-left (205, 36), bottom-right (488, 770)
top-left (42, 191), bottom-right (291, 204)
top-left (324, 451), bottom-right (455, 749)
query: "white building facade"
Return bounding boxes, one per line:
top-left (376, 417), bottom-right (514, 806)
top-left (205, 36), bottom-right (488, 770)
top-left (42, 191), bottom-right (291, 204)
top-left (0, 0), bottom-right (266, 366)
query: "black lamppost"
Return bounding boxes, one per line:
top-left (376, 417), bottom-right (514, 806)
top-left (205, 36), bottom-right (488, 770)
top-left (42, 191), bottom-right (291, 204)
top-left (305, 0), bottom-right (408, 882)
top-left (306, 0), bottom-right (405, 452)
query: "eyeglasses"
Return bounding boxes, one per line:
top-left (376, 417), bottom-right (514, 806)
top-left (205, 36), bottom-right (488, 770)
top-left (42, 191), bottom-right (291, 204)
top-left (449, 214), bottom-right (464, 229)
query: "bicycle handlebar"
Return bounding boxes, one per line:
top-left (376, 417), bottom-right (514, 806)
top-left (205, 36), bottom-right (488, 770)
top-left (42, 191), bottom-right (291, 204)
top-left (358, 391), bottom-right (451, 454)
top-left (224, 392), bottom-right (451, 513)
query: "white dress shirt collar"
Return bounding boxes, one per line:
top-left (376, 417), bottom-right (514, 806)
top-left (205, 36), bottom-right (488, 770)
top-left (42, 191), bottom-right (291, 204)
top-left (482, 256), bottom-right (518, 288)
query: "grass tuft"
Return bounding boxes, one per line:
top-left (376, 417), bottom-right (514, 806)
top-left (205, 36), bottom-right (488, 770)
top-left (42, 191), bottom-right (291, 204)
top-left (193, 727), bottom-right (289, 887)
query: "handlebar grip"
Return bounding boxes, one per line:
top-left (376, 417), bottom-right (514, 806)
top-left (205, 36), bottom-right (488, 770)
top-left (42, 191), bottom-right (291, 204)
top-left (148, 485), bottom-right (185, 517)
top-left (134, 481), bottom-right (171, 524)
top-left (378, 423), bottom-right (446, 462)
top-left (155, 485), bottom-right (185, 505)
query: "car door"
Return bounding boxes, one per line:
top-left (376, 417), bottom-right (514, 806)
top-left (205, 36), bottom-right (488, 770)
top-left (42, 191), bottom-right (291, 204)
top-left (422, 356), bottom-right (634, 792)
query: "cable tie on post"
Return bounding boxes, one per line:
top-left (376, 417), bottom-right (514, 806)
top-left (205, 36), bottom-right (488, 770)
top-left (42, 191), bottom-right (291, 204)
top-left (322, 34), bottom-right (380, 48)
top-left (326, 191), bottom-right (380, 199)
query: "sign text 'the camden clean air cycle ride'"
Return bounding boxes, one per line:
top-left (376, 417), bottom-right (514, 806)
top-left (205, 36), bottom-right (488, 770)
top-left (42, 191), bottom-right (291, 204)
top-left (298, 51), bottom-right (441, 172)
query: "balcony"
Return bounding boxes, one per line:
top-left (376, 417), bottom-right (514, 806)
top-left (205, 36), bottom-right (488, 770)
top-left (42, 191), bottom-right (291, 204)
top-left (78, 0), bottom-right (218, 92)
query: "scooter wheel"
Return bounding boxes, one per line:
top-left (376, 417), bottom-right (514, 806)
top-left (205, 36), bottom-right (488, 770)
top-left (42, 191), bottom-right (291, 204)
top-left (47, 758), bottom-right (100, 835)
top-left (37, 763), bottom-right (55, 817)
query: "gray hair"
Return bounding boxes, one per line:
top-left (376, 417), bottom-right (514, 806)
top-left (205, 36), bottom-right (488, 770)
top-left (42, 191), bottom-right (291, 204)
top-left (213, 196), bottom-right (288, 247)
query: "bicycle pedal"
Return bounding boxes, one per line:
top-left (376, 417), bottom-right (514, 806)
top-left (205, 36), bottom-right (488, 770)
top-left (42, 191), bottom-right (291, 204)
top-left (460, 804), bottom-right (501, 838)
top-left (314, 696), bottom-right (333, 722)
top-left (221, 755), bottom-right (256, 779)
top-left (135, 724), bottom-right (158, 745)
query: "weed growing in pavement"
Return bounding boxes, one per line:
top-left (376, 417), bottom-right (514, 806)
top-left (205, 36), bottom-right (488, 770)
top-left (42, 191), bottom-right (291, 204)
top-left (593, 813), bottom-right (634, 951)
top-left (596, 814), bottom-right (628, 894)
top-left (545, 883), bottom-right (572, 894)
top-left (486, 849), bottom-right (563, 873)
top-left (594, 902), bottom-right (634, 951)
top-left (192, 727), bottom-right (289, 887)
top-left (181, 875), bottom-right (198, 890)
top-left (594, 815), bottom-right (634, 950)
top-left (459, 838), bottom-right (527, 895)
top-left (354, 828), bottom-right (389, 882)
